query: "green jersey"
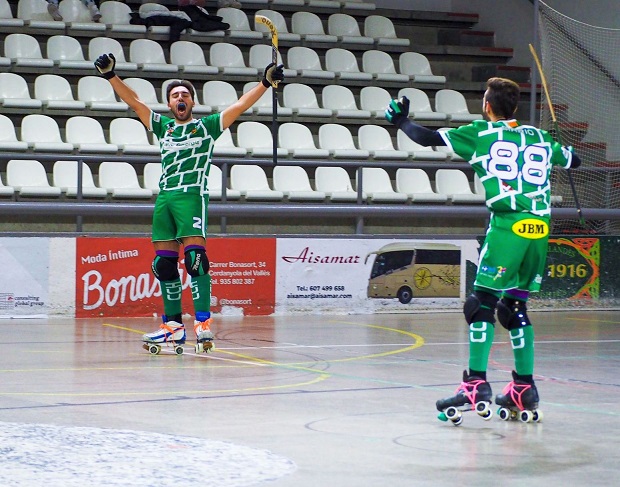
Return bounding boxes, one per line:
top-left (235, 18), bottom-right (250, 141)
top-left (149, 111), bottom-right (223, 194)
top-left (440, 120), bottom-right (574, 218)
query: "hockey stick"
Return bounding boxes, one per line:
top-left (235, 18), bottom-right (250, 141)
top-left (529, 43), bottom-right (585, 226)
top-left (255, 14), bottom-right (279, 166)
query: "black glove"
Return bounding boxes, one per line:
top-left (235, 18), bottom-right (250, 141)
top-left (94, 53), bottom-right (117, 80)
top-left (262, 62), bottom-right (284, 88)
top-left (385, 96), bottom-right (410, 128)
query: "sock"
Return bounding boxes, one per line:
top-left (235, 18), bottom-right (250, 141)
top-left (468, 320), bottom-right (495, 374)
top-left (190, 273), bottom-right (211, 319)
top-left (511, 326), bottom-right (535, 376)
top-left (160, 278), bottom-right (182, 321)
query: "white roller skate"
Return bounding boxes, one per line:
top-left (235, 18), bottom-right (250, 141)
top-left (142, 320), bottom-right (186, 355)
top-left (436, 370), bottom-right (494, 426)
top-left (194, 312), bottom-right (214, 354)
top-left (495, 371), bottom-right (543, 423)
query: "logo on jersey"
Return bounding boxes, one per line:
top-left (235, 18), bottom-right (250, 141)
top-left (480, 265), bottom-right (507, 280)
top-left (512, 219), bottom-right (549, 239)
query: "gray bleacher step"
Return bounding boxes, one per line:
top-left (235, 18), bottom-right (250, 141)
top-left (471, 64), bottom-right (530, 83)
top-left (438, 29), bottom-right (495, 47)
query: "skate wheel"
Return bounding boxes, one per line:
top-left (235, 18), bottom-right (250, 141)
top-left (147, 344), bottom-right (160, 355)
top-left (174, 345), bottom-right (183, 355)
top-left (445, 407), bottom-right (462, 426)
top-left (195, 341), bottom-right (214, 354)
top-left (475, 401), bottom-right (493, 420)
top-left (532, 410), bottom-right (543, 423)
top-left (498, 407), bottom-right (511, 421)
top-left (519, 410), bottom-right (534, 423)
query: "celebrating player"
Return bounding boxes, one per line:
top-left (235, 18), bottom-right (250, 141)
top-left (94, 52), bottom-right (283, 353)
top-left (386, 77), bottom-right (581, 421)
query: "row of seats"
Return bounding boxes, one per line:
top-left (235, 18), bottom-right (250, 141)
top-left (0, 33), bottom-right (443, 86)
top-left (1, 159), bottom-right (485, 204)
top-left (0, 71), bottom-right (476, 123)
top-left (0, 114), bottom-right (465, 161)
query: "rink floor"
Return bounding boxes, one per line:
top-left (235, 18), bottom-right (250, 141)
top-left (1, 309), bottom-right (619, 486)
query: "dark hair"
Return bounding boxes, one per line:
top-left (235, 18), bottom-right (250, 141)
top-left (485, 77), bottom-right (520, 119)
top-left (166, 80), bottom-right (195, 102)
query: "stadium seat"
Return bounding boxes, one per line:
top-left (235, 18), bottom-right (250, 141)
top-left (287, 46), bottom-right (335, 80)
top-left (357, 125), bottom-right (409, 160)
top-left (273, 166), bottom-right (326, 201)
top-left (314, 166), bottom-right (365, 202)
top-left (206, 164), bottom-right (241, 200)
top-left (4, 33), bottom-right (54, 68)
top-left (435, 169), bottom-right (485, 204)
top-left (161, 79), bottom-right (210, 114)
top-left (328, 13), bottom-right (374, 45)
top-left (124, 78), bottom-right (168, 112)
top-left (98, 161), bottom-right (153, 199)
top-left (20, 114), bottom-right (74, 152)
top-left (34, 74), bottom-right (86, 110)
top-left (46, 35), bottom-right (92, 70)
top-left (362, 50), bottom-right (409, 83)
top-left (278, 123), bottom-right (330, 158)
top-left (230, 164), bottom-right (284, 201)
top-left (209, 42), bottom-right (259, 77)
top-left (398, 52), bottom-right (446, 85)
top-left (254, 9), bottom-right (300, 43)
top-left (0, 114), bottom-right (29, 151)
top-left (171, 41), bottom-right (218, 75)
top-left (396, 131), bottom-right (448, 161)
top-left (395, 168), bottom-right (448, 203)
top-left (271, 0), bottom-right (304, 7)
top-left (65, 116), bottom-right (118, 153)
top-left (306, 0), bottom-right (341, 11)
top-left (319, 124), bottom-right (370, 159)
top-left (356, 167), bottom-right (408, 203)
top-left (322, 85), bottom-right (371, 120)
top-left (17, 0), bottom-right (64, 29)
top-left (213, 128), bottom-right (247, 158)
top-left (88, 37), bottom-right (138, 72)
top-left (109, 118), bottom-right (159, 155)
top-left (138, 3), bottom-right (173, 37)
top-left (0, 0), bottom-right (24, 28)
top-left (53, 160), bottom-right (108, 198)
top-left (0, 72), bottom-right (43, 109)
top-left (217, 7), bottom-right (263, 40)
top-left (242, 82), bottom-right (292, 117)
top-left (325, 48), bottom-right (373, 81)
top-left (77, 76), bottom-right (128, 112)
top-left (237, 121), bottom-right (289, 158)
top-left (249, 45), bottom-right (296, 79)
top-left (291, 11), bottom-right (337, 44)
top-left (59, 0), bottom-right (105, 32)
top-left (100, 0), bottom-right (146, 34)
top-left (0, 172), bottom-right (15, 197)
top-left (7, 159), bottom-right (62, 197)
top-left (397, 87), bottom-right (448, 123)
top-left (360, 86), bottom-right (394, 119)
top-left (142, 163), bottom-right (161, 195)
top-left (203, 80), bottom-right (250, 114)
top-left (342, 0), bottom-right (376, 12)
top-left (282, 84), bottom-right (333, 119)
top-left (364, 15), bottom-right (409, 47)
top-left (130, 39), bottom-right (178, 74)
top-left (435, 89), bottom-right (482, 123)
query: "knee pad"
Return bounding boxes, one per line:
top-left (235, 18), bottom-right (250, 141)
top-left (152, 254), bottom-right (180, 282)
top-left (497, 297), bottom-right (531, 331)
top-left (184, 246), bottom-right (210, 277)
top-left (463, 291), bottom-right (498, 324)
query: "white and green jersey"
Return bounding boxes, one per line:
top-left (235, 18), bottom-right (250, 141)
top-left (149, 111), bottom-right (223, 194)
top-left (440, 119), bottom-right (574, 217)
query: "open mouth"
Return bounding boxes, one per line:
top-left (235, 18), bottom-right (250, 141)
top-left (177, 102), bottom-right (187, 116)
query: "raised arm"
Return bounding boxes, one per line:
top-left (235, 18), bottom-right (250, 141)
top-left (94, 53), bottom-right (152, 129)
top-left (385, 96), bottom-right (445, 147)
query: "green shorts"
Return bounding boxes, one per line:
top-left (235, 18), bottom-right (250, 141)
top-left (152, 189), bottom-right (209, 242)
top-left (474, 213), bottom-right (550, 294)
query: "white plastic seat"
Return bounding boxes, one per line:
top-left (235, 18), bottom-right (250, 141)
top-left (364, 15), bottom-right (409, 47)
top-left (314, 166), bottom-right (364, 202)
top-left (88, 37), bottom-right (138, 72)
top-left (291, 11), bottom-right (337, 44)
top-left (306, 0), bottom-right (341, 11)
top-left (399, 52), bottom-right (446, 85)
top-left (360, 86), bottom-right (394, 119)
top-left (362, 50), bottom-right (409, 83)
top-left (396, 168), bottom-right (448, 203)
top-left (318, 124), bottom-right (370, 159)
top-left (130, 39), bottom-right (178, 74)
top-left (0, 72), bottom-right (42, 109)
top-left (0, 0), bottom-right (24, 28)
top-left (138, 3), bottom-right (174, 37)
top-left (325, 48), bottom-right (373, 82)
top-left (59, 0), bottom-right (106, 32)
top-left (237, 121), bottom-right (289, 158)
top-left (65, 116), bottom-right (118, 153)
top-left (0, 114), bottom-right (28, 151)
top-left (254, 9), bottom-right (300, 43)
top-left (34, 74), bottom-right (86, 110)
top-left (4, 33), bottom-right (54, 68)
top-left (278, 123), bottom-right (330, 158)
top-left (356, 167), bottom-right (408, 203)
top-left (287, 46), bottom-right (335, 80)
top-left (53, 160), bottom-right (108, 198)
top-left (209, 42), bottom-right (259, 77)
top-left (230, 164), bottom-right (284, 201)
top-left (217, 7), bottom-right (262, 40)
top-left (100, 0), bottom-right (146, 34)
top-left (98, 161), bottom-right (153, 199)
top-left (78, 76), bottom-right (128, 112)
top-left (205, 164), bottom-right (241, 200)
top-left (109, 118), bottom-right (159, 155)
top-left (282, 84), bottom-right (332, 118)
top-left (342, 0), bottom-right (376, 12)
top-left (273, 166), bottom-right (326, 201)
top-left (435, 169), bottom-right (485, 204)
top-left (17, 0), bottom-right (64, 29)
top-left (242, 82), bottom-right (292, 117)
top-left (46, 35), bottom-right (92, 70)
top-left (203, 81), bottom-right (249, 115)
top-left (161, 79), bottom-right (210, 114)
top-left (249, 44), bottom-right (296, 79)
top-left (124, 78), bottom-right (168, 112)
top-left (20, 114), bottom-right (74, 152)
top-left (7, 159), bottom-right (62, 197)
top-left (0, 172), bottom-right (15, 196)
top-left (143, 163), bottom-right (161, 195)
top-left (357, 125), bottom-right (409, 160)
top-left (435, 89), bottom-right (482, 123)
top-left (397, 88), bottom-right (448, 123)
top-left (397, 131), bottom-right (448, 161)
top-left (213, 128), bottom-right (247, 158)
top-left (171, 41), bottom-right (218, 75)
top-left (322, 85), bottom-right (371, 120)
top-left (327, 13), bottom-right (373, 46)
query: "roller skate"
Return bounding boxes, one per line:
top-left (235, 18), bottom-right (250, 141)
top-left (194, 312), bottom-right (214, 354)
top-left (436, 370), bottom-right (493, 426)
top-left (142, 318), bottom-right (186, 355)
top-left (495, 371), bottom-right (543, 423)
